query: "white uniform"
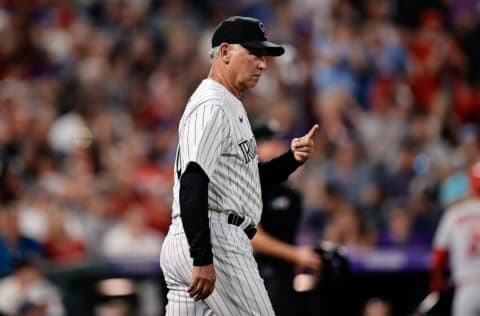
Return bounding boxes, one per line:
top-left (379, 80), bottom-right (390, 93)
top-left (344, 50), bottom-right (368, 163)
top-left (160, 79), bottom-right (275, 315)
top-left (433, 197), bottom-right (480, 316)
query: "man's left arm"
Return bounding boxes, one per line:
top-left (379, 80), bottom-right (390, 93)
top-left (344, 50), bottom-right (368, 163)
top-left (258, 124), bottom-right (319, 186)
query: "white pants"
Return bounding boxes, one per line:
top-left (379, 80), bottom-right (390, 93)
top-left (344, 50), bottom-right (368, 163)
top-left (453, 283), bottom-right (480, 316)
top-left (160, 213), bottom-right (275, 316)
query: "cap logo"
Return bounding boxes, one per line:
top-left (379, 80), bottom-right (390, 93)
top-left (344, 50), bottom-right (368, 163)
top-left (259, 22), bottom-right (265, 34)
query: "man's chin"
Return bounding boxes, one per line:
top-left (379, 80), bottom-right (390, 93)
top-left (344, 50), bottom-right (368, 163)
top-left (247, 78), bottom-right (260, 88)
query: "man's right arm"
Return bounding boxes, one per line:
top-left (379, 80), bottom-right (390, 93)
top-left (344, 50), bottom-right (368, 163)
top-left (180, 163), bottom-right (213, 266)
top-left (177, 104), bottom-right (227, 300)
top-left (180, 162), bottom-right (216, 300)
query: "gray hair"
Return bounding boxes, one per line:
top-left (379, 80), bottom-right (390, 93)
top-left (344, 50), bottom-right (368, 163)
top-left (209, 44), bottom-right (243, 62)
top-left (209, 46), bottom-right (220, 62)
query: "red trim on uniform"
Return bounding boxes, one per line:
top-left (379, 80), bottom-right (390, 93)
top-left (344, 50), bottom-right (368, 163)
top-left (430, 248), bottom-right (448, 292)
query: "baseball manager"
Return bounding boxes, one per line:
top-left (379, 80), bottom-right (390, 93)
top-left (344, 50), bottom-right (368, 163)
top-left (160, 16), bottom-right (319, 316)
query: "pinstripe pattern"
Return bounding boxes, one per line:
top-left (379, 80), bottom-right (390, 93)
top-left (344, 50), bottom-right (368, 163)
top-left (171, 79), bottom-right (262, 226)
top-left (161, 79), bottom-right (273, 315)
top-left (161, 217), bottom-right (274, 316)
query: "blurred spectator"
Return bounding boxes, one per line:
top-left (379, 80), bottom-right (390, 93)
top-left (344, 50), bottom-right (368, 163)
top-left (16, 191), bottom-right (53, 244)
top-left (0, 205), bottom-right (45, 276)
top-left (376, 137), bottom-right (419, 199)
top-left (42, 205), bottom-right (86, 265)
top-left (405, 112), bottom-right (451, 179)
top-left (47, 109), bottom-right (89, 155)
top-left (298, 179), bottom-right (376, 251)
top-left (313, 87), bottom-right (356, 143)
top-left (71, 193), bottom-right (116, 258)
top-left (0, 260), bottom-right (64, 316)
top-left (297, 181), bottom-right (350, 248)
top-left (408, 9), bottom-right (466, 113)
top-left (313, 20), bottom-right (366, 96)
top-left (100, 204), bottom-right (163, 259)
top-left (363, 0), bottom-right (408, 80)
top-left (377, 200), bottom-right (430, 249)
top-left (323, 138), bottom-right (374, 206)
top-left (354, 83), bottom-right (410, 166)
top-left (323, 206), bottom-right (376, 250)
top-left (408, 185), bottom-right (442, 243)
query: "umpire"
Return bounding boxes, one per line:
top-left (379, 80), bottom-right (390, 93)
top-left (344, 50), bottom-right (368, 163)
top-left (251, 121), bottom-right (321, 316)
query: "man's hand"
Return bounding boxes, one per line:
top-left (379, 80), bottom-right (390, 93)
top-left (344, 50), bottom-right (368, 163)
top-left (293, 246), bottom-right (322, 273)
top-left (291, 124), bottom-right (319, 162)
top-left (189, 264), bottom-right (216, 301)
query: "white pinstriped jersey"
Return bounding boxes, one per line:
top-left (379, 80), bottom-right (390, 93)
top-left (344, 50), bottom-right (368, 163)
top-left (434, 198), bottom-right (480, 286)
top-left (172, 79), bottom-right (263, 225)
top-left (162, 79), bottom-right (279, 316)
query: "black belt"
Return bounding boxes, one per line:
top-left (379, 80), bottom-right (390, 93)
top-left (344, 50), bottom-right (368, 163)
top-left (227, 213), bottom-right (257, 240)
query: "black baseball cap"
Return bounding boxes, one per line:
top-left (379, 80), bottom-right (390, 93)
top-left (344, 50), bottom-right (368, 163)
top-left (211, 16), bottom-right (285, 57)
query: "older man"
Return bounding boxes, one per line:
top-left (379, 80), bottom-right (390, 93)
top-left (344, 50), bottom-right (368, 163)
top-left (160, 16), bottom-right (319, 316)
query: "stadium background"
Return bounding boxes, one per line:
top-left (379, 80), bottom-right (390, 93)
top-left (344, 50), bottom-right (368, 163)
top-left (0, 0), bottom-right (479, 315)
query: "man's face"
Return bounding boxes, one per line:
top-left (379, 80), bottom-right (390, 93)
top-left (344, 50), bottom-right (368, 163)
top-left (228, 45), bottom-right (268, 89)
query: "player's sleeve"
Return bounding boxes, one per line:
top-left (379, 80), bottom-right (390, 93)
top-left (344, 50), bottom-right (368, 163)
top-left (178, 103), bottom-right (227, 180)
top-left (180, 162), bottom-right (212, 266)
top-left (177, 103), bottom-right (227, 266)
top-left (258, 150), bottom-right (302, 189)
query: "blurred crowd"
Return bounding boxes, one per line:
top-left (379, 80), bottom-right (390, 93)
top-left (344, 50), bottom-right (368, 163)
top-left (0, 0), bottom-right (479, 315)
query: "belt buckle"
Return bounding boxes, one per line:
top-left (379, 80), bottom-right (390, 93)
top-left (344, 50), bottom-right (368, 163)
top-left (227, 213), bottom-right (256, 239)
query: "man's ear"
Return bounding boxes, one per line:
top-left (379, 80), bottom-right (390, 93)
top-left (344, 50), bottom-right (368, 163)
top-left (220, 43), bottom-right (231, 64)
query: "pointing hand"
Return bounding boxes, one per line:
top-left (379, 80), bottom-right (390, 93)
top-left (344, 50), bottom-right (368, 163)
top-left (291, 124), bottom-right (319, 163)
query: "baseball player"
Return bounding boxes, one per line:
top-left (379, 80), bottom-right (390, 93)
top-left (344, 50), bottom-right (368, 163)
top-left (430, 161), bottom-right (480, 316)
top-left (160, 16), bottom-right (319, 316)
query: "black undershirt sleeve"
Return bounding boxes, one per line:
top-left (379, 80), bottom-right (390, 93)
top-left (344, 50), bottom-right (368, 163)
top-left (258, 150), bottom-right (303, 190)
top-left (180, 162), bottom-right (213, 266)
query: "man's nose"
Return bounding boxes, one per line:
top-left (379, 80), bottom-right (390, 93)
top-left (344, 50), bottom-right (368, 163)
top-left (258, 56), bottom-right (267, 70)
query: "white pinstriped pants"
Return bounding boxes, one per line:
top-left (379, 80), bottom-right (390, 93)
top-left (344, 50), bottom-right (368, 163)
top-left (160, 212), bottom-right (275, 316)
